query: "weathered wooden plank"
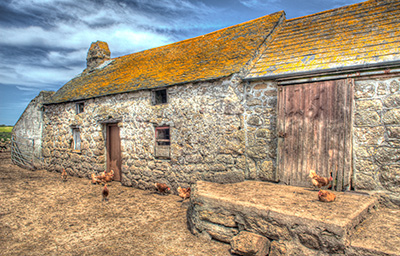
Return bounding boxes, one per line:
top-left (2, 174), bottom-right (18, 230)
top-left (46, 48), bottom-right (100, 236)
top-left (343, 79), bottom-right (354, 190)
top-left (325, 81), bottom-right (336, 190)
top-left (281, 85), bottom-right (289, 184)
top-left (329, 81), bottom-right (339, 190)
top-left (317, 82), bottom-right (327, 178)
top-left (277, 85), bottom-right (285, 182)
top-left (336, 80), bottom-right (346, 191)
top-left (292, 86), bottom-right (301, 184)
top-left (297, 84), bottom-right (306, 185)
top-left (286, 85), bottom-right (296, 185)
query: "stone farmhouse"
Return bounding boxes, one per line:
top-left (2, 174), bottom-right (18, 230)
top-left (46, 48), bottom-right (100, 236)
top-left (13, 0), bottom-right (400, 204)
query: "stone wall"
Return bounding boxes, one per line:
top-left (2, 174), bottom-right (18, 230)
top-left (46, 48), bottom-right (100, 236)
top-left (42, 76), bottom-right (248, 191)
top-left (353, 75), bottom-right (400, 204)
top-left (243, 80), bottom-right (279, 182)
top-left (41, 71), bottom-right (400, 201)
top-left (13, 91), bottom-right (54, 167)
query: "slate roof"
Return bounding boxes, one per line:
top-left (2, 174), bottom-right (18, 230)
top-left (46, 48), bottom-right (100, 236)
top-left (245, 0), bottom-right (400, 80)
top-left (47, 11), bottom-right (284, 104)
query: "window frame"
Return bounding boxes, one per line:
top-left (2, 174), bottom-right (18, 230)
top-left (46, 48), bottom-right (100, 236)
top-left (155, 126), bottom-right (170, 159)
top-left (76, 102), bottom-right (85, 114)
top-left (72, 127), bottom-right (81, 151)
top-left (152, 89), bottom-right (168, 105)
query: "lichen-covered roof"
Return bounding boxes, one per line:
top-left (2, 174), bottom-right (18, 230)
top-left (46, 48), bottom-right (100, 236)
top-left (48, 11), bottom-right (284, 104)
top-left (246, 0), bottom-right (400, 80)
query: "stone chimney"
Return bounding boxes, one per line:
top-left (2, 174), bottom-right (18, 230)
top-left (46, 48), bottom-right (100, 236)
top-left (86, 41), bottom-right (111, 70)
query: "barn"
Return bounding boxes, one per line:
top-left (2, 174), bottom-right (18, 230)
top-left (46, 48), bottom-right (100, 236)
top-left (243, 0), bottom-right (400, 203)
top-left (13, 0), bottom-right (400, 204)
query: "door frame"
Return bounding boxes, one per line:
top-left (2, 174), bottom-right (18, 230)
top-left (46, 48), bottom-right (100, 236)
top-left (276, 79), bottom-right (354, 191)
top-left (106, 123), bottom-right (122, 182)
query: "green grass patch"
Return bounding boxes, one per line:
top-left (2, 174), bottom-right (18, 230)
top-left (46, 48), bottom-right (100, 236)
top-left (0, 126), bottom-right (13, 133)
top-left (0, 126), bottom-right (13, 141)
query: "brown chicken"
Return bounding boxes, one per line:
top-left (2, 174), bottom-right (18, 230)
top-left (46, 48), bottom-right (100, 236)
top-left (91, 170), bottom-right (114, 184)
top-left (318, 190), bottom-right (336, 202)
top-left (309, 170), bottom-right (333, 190)
top-left (177, 186), bottom-right (191, 202)
top-left (104, 170), bottom-right (114, 182)
top-left (155, 183), bottom-right (170, 194)
top-left (102, 184), bottom-right (109, 201)
top-left (61, 168), bottom-right (68, 182)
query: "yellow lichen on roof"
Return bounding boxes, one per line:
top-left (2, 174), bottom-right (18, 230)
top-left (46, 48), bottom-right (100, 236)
top-left (48, 11), bottom-right (284, 104)
top-left (246, 0), bottom-right (400, 79)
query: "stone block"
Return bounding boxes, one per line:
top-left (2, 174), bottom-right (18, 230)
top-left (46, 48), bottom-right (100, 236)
top-left (259, 160), bottom-right (277, 182)
top-left (379, 164), bottom-right (400, 193)
top-left (298, 233), bottom-right (320, 250)
top-left (247, 144), bottom-right (275, 159)
top-left (247, 98), bottom-right (262, 106)
top-left (354, 111), bottom-right (380, 126)
top-left (384, 94), bottom-right (400, 108)
top-left (387, 126), bottom-right (400, 139)
top-left (374, 146), bottom-right (400, 164)
top-left (269, 241), bottom-right (287, 256)
top-left (383, 108), bottom-right (400, 125)
top-left (390, 80), bottom-right (400, 93)
top-left (354, 173), bottom-right (376, 191)
top-left (216, 154), bottom-right (235, 165)
top-left (247, 115), bottom-right (263, 126)
top-left (198, 210), bottom-right (237, 228)
top-left (224, 100), bottom-right (244, 115)
top-left (354, 127), bottom-right (385, 145)
top-left (202, 221), bottom-right (238, 243)
top-left (354, 82), bottom-right (375, 99)
top-left (377, 82), bottom-right (387, 95)
top-left (230, 231), bottom-right (270, 256)
top-left (255, 128), bottom-right (274, 140)
top-left (244, 216), bottom-right (291, 241)
top-left (355, 158), bottom-right (379, 174)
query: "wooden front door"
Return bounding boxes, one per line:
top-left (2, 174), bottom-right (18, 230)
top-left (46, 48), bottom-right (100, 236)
top-left (107, 123), bottom-right (121, 182)
top-left (277, 79), bottom-right (354, 191)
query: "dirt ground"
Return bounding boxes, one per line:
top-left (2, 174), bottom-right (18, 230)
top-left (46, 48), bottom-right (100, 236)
top-left (0, 152), bottom-right (231, 256)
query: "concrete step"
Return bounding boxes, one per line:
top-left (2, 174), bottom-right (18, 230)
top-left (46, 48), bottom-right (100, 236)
top-left (188, 180), bottom-right (384, 255)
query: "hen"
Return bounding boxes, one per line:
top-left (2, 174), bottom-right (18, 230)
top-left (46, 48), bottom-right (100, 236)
top-left (61, 168), bottom-right (68, 182)
top-left (309, 170), bottom-right (333, 190)
top-left (102, 184), bottom-right (109, 201)
top-left (155, 183), bottom-right (170, 194)
top-left (318, 190), bottom-right (336, 202)
top-left (177, 186), bottom-right (191, 203)
top-left (91, 170), bottom-right (114, 184)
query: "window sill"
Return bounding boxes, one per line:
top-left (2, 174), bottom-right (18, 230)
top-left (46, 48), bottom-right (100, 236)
top-left (72, 149), bottom-right (82, 154)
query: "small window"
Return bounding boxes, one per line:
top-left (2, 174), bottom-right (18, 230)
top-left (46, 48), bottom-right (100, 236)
top-left (76, 102), bottom-right (84, 114)
top-left (72, 128), bottom-right (81, 150)
top-left (155, 126), bottom-right (170, 159)
top-left (153, 89), bottom-right (168, 105)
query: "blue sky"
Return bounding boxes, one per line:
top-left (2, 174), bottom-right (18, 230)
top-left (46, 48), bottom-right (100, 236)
top-left (0, 0), bottom-right (365, 125)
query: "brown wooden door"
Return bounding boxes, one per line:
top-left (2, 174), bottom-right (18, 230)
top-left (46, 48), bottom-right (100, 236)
top-left (107, 123), bottom-right (121, 182)
top-left (277, 79), bottom-right (353, 191)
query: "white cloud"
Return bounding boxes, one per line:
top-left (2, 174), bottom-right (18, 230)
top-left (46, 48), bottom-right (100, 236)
top-left (239, 0), bottom-right (279, 9)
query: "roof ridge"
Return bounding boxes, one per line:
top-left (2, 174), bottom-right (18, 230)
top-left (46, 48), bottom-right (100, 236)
top-left (114, 10), bottom-right (285, 60)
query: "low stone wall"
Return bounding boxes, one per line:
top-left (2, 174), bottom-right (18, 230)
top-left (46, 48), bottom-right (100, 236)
top-left (187, 181), bottom-right (378, 256)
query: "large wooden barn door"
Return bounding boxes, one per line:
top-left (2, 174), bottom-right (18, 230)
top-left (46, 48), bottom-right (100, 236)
top-left (277, 79), bottom-right (354, 191)
top-left (107, 123), bottom-right (121, 182)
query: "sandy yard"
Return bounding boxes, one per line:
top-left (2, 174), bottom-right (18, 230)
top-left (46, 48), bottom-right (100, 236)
top-left (0, 151), bottom-right (231, 256)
